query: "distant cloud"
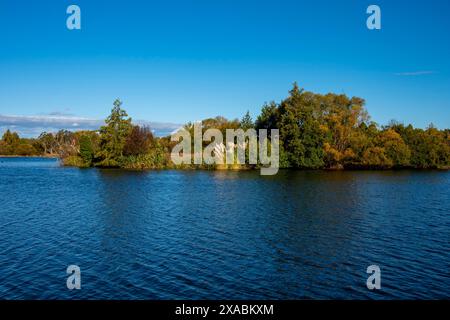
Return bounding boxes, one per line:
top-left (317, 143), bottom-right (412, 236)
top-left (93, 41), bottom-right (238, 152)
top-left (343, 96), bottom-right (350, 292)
top-left (0, 113), bottom-right (181, 138)
top-left (394, 71), bottom-right (436, 76)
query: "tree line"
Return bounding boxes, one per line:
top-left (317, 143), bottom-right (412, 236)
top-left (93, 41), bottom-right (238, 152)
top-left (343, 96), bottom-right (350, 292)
top-left (1, 84), bottom-right (449, 169)
top-left (0, 128), bottom-right (82, 158)
top-left (255, 84), bottom-right (449, 169)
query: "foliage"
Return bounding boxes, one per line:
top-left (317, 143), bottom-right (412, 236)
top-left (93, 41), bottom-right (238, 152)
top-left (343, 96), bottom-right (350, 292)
top-left (0, 130), bottom-right (38, 156)
top-left (121, 142), bottom-right (169, 169)
top-left (1, 89), bottom-right (449, 171)
top-left (123, 125), bottom-right (154, 156)
top-left (254, 83), bottom-right (449, 170)
top-left (79, 135), bottom-right (94, 165)
top-left (96, 99), bottom-right (132, 167)
top-left (240, 111), bottom-right (254, 130)
top-left (2, 130), bottom-right (20, 146)
top-left (62, 155), bottom-right (89, 167)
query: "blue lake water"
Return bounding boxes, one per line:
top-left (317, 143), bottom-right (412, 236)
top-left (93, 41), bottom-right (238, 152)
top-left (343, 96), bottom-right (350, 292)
top-left (0, 157), bottom-right (449, 299)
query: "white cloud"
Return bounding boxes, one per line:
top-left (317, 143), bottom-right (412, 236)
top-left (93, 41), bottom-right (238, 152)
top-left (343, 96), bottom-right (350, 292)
top-left (394, 71), bottom-right (436, 76)
top-left (0, 113), bottom-right (181, 138)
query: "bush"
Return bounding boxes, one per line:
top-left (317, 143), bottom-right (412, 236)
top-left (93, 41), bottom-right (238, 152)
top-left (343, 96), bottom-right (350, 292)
top-left (122, 144), bottom-right (167, 169)
top-left (62, 155), bottom-right (89, 167)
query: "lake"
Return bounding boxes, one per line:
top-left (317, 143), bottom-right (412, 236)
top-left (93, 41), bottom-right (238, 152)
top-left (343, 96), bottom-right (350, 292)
top-left (0, 157), bottom-right (448, 299)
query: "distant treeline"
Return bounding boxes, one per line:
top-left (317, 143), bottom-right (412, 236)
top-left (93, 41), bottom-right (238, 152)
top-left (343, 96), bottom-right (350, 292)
top-left (0, 128), bottom-right (81, 158)
top-left (1, 84), bottom-right (449, 169)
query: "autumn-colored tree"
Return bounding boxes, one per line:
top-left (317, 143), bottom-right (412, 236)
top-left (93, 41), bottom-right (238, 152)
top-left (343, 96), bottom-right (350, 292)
top-left (123, 125), bottom-right (154, 156)
top-left (320, 94), bottom-right (369, 168)
top-left (2, 129), bottom-right (20, 146)
top-left (0, 130), bottom-right (37, 155)
top-left (362, 147), bottom-right (393, 168)
top-left (374, 129), bottom-right (410, 167)
top-left (15, 144), bottom-right (37, 156)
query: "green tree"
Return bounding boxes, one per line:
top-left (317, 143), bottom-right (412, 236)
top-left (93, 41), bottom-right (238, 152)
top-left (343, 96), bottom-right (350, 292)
top-left (255, 102), bottom-right (279, 134)
top-left (277, 83), bottom-right (325, 168)
top-left (97, 99), bottom-right (132, 167)
top-left (240, 111), bottom-right (254, 130)
top-left (79, 135), bottom-right (94, 165)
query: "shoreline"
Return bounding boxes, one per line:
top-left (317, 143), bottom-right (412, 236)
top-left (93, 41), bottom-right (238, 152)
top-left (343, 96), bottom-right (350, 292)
top-left (2, 156), bottom-right (448, 171)
top-left (0, 155), bottom-right (59, 158)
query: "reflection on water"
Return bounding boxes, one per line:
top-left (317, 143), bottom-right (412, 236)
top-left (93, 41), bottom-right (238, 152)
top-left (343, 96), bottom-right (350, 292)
top-left (0, 158), bottom-right (449, 299)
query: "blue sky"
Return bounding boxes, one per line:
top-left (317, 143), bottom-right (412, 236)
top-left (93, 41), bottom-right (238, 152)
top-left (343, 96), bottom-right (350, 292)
top-left (0, 0), bottom-right (449, 136)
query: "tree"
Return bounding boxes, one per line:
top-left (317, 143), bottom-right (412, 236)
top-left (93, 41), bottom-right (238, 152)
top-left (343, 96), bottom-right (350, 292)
top-left (54, 130), bottom-right (77, 157)
top-left (79, 135), bottom-right (94, 165)
top-left (38, 132), bottom-right (56, 155)
top-left (240, 111), bottom-right (254, 130)
top-left (97, 99), bottom-right (132, 166)
top-left (375, 129), bottom-right (411, 167)
top-left (123, 125), bottom-right (154, 156)
top-left (321, 94), bottom-right (369, 168)
top-left (2, 129), bottom-right (20, 146)
top-left (362, 147), bottom-right (393, 168)
top-left (277, 83), bottom-right (325, 168)
top-left (255, 102), bottom-right (279, 134)
top-left (1, 130), bottom-right (39, 155)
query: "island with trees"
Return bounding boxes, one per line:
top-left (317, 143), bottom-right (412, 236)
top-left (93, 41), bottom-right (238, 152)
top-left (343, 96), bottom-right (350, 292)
top-left (1, 84), bottom-right (449, 170)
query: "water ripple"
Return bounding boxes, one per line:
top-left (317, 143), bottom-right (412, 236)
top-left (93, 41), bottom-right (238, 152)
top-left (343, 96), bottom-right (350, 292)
top-left (0, 158), bottom-right (449, 299)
